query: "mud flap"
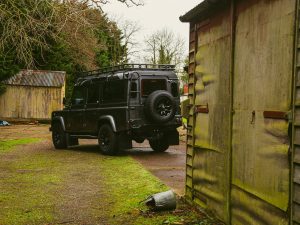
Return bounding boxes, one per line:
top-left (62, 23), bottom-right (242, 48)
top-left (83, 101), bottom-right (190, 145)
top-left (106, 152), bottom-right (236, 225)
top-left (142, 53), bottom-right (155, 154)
top-left (118, 132), bottom-right (132, 150)
top-left (166, 129), bottom-right (179, 145)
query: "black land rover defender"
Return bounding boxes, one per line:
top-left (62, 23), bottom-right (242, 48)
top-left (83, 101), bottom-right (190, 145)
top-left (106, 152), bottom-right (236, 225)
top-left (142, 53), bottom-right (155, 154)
top-left (50, 64), bottom-right (182, 155)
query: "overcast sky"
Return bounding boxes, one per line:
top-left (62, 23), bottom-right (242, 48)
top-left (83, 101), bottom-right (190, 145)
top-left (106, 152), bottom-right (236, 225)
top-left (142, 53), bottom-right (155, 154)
top-left (102, 0), bottom-right (202, 62)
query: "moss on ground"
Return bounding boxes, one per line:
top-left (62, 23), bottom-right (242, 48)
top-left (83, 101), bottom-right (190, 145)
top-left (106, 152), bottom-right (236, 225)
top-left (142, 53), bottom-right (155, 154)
top-left (100, 156), bottom-right (216, 225)
top-left (0, 140), bottom-right (218, 225)
top-left (0, 145), bottom-right (61, 224)
top-left (0, 138), bottom-right (40, 153)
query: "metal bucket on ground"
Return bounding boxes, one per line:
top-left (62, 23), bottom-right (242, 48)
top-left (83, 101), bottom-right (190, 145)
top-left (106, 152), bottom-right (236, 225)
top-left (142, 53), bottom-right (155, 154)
top-left (145, 190), bottom-right (177, 211)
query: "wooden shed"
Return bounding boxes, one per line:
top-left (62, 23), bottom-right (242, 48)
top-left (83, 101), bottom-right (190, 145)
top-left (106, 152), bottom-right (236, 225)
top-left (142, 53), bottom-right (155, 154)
top-left (0, 70), bottom-right (66, 121)
top-left (180, 0), bottom-right (300, 224)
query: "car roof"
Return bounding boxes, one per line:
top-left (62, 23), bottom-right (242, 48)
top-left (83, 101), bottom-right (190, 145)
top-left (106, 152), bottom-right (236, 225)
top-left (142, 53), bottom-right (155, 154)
top-left (75, 65), bottom-right (178, 86)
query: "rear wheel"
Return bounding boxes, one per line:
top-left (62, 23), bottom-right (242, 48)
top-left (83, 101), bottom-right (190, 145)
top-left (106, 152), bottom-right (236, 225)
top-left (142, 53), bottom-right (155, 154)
top-left (149, 138), bottom-right (169, 152)
top-left (98, 124), bottom-right (118, 155)
top-left (52, 123), bottom-right (67, 149)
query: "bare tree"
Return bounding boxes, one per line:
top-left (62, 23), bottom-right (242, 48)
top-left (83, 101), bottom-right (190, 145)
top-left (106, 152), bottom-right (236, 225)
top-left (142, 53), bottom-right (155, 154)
top-left (83, 0), bottom-right (143, 8)
top-left (144, 28), bottom-right (185, 67)
top-left (119, 19), bottom-right (141, 62)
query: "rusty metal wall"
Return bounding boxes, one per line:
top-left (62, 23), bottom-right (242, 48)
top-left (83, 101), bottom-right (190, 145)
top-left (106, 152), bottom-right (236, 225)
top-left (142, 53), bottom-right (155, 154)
top-left (231, 0), bottom-right (294, 224)
top-left (0, 85), bottom-right (64, 120)
top-left (187, 0), bottom-right (297, 224)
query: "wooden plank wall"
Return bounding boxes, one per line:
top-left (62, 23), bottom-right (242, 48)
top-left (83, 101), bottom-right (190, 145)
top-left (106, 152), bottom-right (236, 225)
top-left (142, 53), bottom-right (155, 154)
top-left (192, 7), bottom-right (232, 222)
top-left (185, 23), bottom-right (197, 201)
top-left (187, 0), bottom-right (297, 224)
top-left (293, 1), bottom-right (300, 223)
top-left (0, 85), bottom-right (63, 120)
top-left (231, 0), bottom-right (295, 224)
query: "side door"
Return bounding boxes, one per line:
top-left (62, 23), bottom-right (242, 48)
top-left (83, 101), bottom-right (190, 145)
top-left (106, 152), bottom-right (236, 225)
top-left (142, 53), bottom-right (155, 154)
top-left (101, 80), bottom-right (128, 131)
top-left (67, 85), bottom-right (87, 133)
top-left (85, 81), bottom-right (103, 133)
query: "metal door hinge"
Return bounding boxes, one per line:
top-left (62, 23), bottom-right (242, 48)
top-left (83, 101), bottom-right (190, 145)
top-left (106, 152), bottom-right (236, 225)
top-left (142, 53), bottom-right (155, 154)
top-left (263, 110), bottom-right (292, 122)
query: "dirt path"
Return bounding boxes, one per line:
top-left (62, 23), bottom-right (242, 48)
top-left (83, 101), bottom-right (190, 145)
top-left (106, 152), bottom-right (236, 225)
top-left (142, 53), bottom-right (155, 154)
top-left (0, 125), bottom-right (215, 225)
top-left (0, 139), bottom-right (110, 225)
top-left (0, 124), bottom-right (187, 196)
top-left (127, 141), bottom-right (186, 196)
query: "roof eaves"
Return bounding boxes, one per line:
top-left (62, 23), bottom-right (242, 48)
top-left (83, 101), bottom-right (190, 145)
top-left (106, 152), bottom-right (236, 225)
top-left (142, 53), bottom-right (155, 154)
top-left (3, 70), bottom-right (66, 87)
top-left (179, 0), bottom-right (228, 23)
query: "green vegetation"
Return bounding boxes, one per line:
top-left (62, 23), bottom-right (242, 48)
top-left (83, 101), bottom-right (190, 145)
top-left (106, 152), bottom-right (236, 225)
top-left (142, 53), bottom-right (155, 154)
top-left (0, 138), bottom-right (40, 153)
top-left (0, 139), bottom-right (214, 225)
top-left (94, 156), bottom-right (212, 225)
top-left (0, 148), bottom-right (62, 224)
top-left (0, 0), bottom-right (129, 96)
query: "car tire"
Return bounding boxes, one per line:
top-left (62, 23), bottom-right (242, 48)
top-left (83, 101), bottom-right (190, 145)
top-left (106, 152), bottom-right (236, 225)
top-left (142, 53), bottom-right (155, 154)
top-left (98, 124), bottom-right (119, 155)
top-left (145, 90), bottom-right (176, 123)
top-left (149, 138), bottom-right (169, 152)
top-left (52, 123), bottom-right (67, 149)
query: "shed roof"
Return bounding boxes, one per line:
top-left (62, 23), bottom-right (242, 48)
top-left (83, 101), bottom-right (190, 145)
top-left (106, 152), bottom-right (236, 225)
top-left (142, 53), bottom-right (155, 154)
top-left (179, 0), bottom-right (227, 23)
top-left (3, 70), bottom-right (66, 88)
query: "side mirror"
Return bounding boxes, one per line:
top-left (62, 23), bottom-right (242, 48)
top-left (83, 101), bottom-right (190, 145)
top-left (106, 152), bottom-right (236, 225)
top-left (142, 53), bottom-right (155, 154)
top-left (72, 98), bottom-right (84, 105)
top-left (63, 97), bottom-right (66, 105)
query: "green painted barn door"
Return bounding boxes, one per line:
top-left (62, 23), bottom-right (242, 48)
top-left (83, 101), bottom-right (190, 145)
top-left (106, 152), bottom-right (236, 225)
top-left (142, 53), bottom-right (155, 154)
top-left (231, 0), bottom-right (295, 224)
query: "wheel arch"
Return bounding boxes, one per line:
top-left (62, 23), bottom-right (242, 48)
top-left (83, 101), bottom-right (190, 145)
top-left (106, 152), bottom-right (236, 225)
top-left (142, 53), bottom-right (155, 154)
top-left (52, 116), bottom-right (66, 131)
top-left (98, 115), bottom-right (117, 132)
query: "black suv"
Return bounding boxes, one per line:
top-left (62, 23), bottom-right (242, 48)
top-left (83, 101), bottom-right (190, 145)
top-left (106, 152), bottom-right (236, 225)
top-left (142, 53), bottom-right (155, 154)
top-left (50, 64), bottom-right (182, 155)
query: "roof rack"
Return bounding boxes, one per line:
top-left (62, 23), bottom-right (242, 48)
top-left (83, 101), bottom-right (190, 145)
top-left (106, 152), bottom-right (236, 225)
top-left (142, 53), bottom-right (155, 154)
top-left (79, 64), bottom-right (175, 77)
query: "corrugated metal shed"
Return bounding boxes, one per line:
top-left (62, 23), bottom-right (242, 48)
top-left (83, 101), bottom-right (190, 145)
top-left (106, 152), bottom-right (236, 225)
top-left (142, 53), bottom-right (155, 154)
top-left (181, 0), bottom-right (300, 224)
top-left (3, 70), bottom-right (66, 87)
top-left (0, 69), bottom-right (66, 120)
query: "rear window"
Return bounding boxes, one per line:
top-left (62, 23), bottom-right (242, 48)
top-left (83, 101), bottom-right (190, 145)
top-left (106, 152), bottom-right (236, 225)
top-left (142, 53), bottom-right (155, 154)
top-left (141, 79), bottom-right (166, 96)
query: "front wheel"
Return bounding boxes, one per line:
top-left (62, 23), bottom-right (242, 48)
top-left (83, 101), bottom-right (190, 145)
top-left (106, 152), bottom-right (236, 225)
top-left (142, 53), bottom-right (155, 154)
top-left (149, 138), bottom-right (169, 152)
top-left (98, 124), bottom-right (118, 155)
top-left (52, 123), bottom-right (67, 149)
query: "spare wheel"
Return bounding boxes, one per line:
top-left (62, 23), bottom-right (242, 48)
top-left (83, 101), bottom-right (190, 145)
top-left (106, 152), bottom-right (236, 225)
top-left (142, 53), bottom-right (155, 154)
top-left (145, 90), bottom-right (176, 123)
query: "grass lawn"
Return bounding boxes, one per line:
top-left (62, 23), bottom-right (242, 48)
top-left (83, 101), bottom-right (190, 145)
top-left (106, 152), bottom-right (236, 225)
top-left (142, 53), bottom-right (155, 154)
top-left (0, 138), bottom-right (40, 153)
top-left (0, 139), bottom-right (218, 225)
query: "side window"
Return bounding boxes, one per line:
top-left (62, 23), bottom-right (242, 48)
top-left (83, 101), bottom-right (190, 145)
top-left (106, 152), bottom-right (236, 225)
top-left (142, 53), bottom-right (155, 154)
top-left (130, 82), bottom-right (137, 98)
top-left (71, 86), bottom-right (86, 105)
top-left (87, 84), bottom-right (100, 104)
top-left (103, 80), bottom-right (127, 103)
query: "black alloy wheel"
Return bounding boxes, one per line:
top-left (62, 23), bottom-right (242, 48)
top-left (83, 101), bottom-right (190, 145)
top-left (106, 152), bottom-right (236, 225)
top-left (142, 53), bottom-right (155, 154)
top-left (145, 90), bottom-right (176, 123)
top-left (155, 97), bottom-right (173, 117)
top-left (98, 124), bottom-right (118, 155)
top-left (52, 123), bottom-right (67, 149)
